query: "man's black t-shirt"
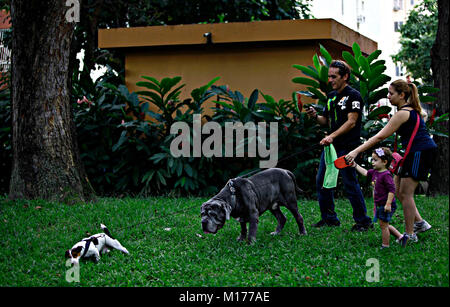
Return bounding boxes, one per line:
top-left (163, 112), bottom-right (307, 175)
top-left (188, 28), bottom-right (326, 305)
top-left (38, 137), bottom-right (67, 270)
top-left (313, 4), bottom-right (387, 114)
top-left (322, 85), bottom-right (363, 151)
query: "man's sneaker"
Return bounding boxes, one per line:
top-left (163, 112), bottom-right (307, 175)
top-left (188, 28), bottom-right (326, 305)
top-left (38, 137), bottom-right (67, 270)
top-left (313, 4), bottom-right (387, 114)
top-left (414, 220), bottom-right (431, 234)
top-left (326, 220), bottom-right (341, 227)
top-left (351, 223), bottom-right (373, 232)
top-left (312, 220), bottom-right (327, 228)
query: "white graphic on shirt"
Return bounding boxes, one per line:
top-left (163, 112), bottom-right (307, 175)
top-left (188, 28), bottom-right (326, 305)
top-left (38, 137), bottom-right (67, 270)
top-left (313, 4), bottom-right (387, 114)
top-left (352, 101), bottom-right (361, 110)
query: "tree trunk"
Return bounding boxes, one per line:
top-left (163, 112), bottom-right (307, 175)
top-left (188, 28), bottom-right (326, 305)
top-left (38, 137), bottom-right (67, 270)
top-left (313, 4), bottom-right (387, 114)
top-left (430, 0), bottom-right (449, 195)
top-left (9, 0), bottom-right (95, 203)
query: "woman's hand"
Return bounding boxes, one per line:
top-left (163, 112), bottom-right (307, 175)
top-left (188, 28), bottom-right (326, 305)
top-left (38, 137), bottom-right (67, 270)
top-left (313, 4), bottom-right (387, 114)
top-left (345, 150), bottom-right (358, 165)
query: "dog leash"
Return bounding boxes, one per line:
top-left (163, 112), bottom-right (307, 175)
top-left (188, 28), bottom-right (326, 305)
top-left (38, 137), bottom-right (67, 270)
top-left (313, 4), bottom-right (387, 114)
top-left (115, 203), bottom-right (199, 234)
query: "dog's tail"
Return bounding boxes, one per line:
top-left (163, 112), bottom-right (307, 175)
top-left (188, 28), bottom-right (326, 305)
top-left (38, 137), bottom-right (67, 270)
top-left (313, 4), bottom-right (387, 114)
top-left (287, 170), bottom-right (304, 197)
top-left (100, 224), bottom-right (115, 239)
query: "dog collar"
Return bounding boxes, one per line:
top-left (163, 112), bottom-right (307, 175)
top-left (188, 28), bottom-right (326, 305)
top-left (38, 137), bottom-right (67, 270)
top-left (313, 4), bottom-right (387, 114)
top-left (81, 239), bottom-right (92, 258)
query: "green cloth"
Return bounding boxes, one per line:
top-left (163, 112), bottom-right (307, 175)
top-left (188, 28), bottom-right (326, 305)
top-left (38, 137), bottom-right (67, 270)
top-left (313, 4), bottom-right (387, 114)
top-left (323, 144), bottom-right (339, 189)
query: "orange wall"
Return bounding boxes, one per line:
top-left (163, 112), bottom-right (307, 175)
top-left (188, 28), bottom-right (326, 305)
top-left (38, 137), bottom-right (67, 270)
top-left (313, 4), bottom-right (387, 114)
top-left (125, 42), bottom-right (318, 103)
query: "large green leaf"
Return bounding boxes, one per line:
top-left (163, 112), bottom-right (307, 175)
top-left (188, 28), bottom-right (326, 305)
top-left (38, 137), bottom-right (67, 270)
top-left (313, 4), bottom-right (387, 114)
top-left (140, 76), bottom-right (161, 87)
top-left (368, 88), bottom-right (389, 105)
top-left (352, 42), bottom-right (362, 60)
top-left (370, 60), bottom-right (386, 68)
top-left (318, 65), bottom-right (328, 84)
top-left (165, 84), bottom-right (186, 103)
top-left (136, 81), bottom-right (160, 92)
top-left (292, 77), bottom-right (320, 88)
top-left (358, 55), bottom-right (371, 78)
top-left (369, 65), bottom-right (386, 81)
top-left (313, 54), bottom-right (321, 71)
top-left (368, 74), bottom-right (391, 91)
top-left (368, 106), bottom-right (392, 120)
top-left (248, 89), bottom-right (259, 110)
top-left (367, 50), bottom-right (382, 64)
top-left (307, 87), bottom-right (327, 101)
top-left (342, 51), bottom-right (359, 72)
top-left (319, 44), bottom-right (333, 66)
top-left (112, 130), bottom-right (127, 152)
top-left (160, 76), bottom-right (182, 96)
top-left (292, 64), bottom-right (320, 80)
top-left (136, 91), bottom-right (164, 109)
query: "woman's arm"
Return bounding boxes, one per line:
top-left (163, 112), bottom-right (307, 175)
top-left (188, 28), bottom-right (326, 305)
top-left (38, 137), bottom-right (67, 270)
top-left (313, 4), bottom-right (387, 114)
top-left (346, 111), bottom-right (409, 162)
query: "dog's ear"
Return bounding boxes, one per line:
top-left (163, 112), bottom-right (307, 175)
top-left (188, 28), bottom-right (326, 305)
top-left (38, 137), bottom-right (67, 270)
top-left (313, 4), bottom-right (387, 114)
top-left (65, 250), bottom-right (71, 258)
top-left (71, 245), bottom-right (83, 257)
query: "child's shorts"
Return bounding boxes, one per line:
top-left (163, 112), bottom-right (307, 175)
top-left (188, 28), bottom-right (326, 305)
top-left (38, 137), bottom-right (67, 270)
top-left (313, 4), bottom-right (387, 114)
top-left (373, 205), bottom-right (396, 223)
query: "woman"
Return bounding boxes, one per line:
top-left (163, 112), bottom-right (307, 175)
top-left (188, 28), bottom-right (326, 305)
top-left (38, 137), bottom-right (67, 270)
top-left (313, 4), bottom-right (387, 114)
top-left (345, 79), bottom-right (436, 246)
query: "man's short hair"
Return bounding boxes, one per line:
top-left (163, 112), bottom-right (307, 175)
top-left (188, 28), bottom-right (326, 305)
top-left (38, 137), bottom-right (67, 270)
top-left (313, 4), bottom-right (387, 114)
top-left (330, 60), bottom-right (351, 82)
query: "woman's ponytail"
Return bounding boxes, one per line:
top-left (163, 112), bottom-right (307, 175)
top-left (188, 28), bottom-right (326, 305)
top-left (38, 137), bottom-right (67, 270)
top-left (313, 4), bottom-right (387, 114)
top-left (391, 79), bottom-right (423, 117)
top-left (407, 83), bottom-right (423, 116)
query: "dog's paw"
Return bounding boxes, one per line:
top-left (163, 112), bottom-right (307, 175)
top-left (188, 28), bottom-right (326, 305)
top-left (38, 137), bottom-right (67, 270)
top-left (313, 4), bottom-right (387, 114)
top-left (236, 235), bottom-right (246, 242)
top-left (247, 237), bottom-right (257, 245)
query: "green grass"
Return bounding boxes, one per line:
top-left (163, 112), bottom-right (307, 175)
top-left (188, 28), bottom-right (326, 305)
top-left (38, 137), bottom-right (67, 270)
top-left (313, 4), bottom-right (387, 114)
top-left (0, 195), bottom-right (448, 287)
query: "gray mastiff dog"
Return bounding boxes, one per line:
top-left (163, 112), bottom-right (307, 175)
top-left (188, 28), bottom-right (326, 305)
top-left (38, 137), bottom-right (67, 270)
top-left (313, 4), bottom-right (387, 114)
top-left (201, 168), bottom-right (306, 243)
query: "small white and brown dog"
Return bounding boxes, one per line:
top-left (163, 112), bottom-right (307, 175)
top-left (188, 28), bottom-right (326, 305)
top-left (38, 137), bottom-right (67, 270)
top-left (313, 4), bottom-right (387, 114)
top-left (65, 224), bottom-right (129, 265)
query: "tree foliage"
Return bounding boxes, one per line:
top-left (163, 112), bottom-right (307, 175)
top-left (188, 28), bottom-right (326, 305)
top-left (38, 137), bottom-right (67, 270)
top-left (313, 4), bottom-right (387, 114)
top-left (392, 0), bottom-right (437, 85)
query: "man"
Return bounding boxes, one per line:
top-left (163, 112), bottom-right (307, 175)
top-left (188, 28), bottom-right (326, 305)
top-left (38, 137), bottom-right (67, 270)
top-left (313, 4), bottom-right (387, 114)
top-left (305, 60), bottom-right (373, 231)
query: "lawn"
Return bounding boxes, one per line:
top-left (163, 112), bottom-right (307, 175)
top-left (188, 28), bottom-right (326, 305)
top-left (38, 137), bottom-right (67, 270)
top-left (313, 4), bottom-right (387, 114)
top-left (0, 195), bottom-right (448, 287)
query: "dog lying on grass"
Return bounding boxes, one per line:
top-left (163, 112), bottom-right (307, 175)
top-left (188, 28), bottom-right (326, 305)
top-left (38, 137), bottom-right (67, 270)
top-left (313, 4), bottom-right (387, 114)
top-left (201, 168), bottom-right (307, 244)
top-left (65, 224), bottom-right (129, 265)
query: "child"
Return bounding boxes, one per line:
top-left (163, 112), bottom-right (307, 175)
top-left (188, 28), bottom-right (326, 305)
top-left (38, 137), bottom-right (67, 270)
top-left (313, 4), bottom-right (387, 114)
top-left (352, 147), bottom-right (403, 248)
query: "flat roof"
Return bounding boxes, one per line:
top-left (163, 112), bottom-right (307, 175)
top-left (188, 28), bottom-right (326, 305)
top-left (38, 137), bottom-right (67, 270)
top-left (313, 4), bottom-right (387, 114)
top-left (98, 19), bottom-right (377, 54)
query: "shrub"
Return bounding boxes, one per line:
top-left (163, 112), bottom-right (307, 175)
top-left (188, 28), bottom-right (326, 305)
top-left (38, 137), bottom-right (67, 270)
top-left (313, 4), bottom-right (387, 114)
top-left (0, 74), bottom-right (11, 195)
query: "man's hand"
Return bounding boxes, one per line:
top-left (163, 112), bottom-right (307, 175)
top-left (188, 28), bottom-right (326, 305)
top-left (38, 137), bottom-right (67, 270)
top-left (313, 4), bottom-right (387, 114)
top-left (305, 106), bottom-right (317, 119)
top-left (320, 135), bottom-right (334, 146)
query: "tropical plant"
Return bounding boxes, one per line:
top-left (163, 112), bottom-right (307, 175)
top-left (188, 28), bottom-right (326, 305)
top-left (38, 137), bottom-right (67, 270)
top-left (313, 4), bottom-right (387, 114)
top-left (0, 74), bottom-right (11, 194)
top-left (210, 85), bottom-right (323, 195)
top-left (71, 65), bottom-right (141, 195)
top-left (112, 75), bottom-right (224, 195)
top-left (292, 44), bottom-right (333, 108)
